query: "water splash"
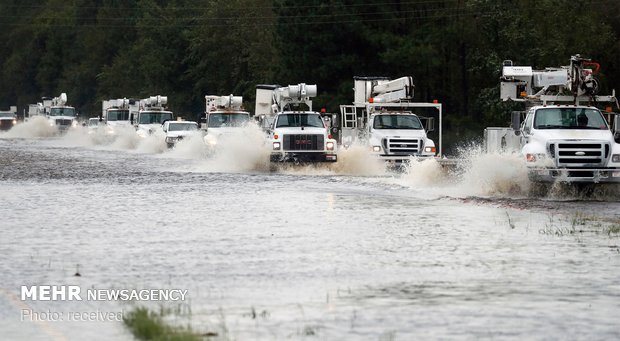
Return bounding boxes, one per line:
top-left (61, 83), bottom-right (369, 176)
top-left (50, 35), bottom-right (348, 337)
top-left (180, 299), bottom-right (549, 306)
top-left (1, 117), bottom-right (57, 138)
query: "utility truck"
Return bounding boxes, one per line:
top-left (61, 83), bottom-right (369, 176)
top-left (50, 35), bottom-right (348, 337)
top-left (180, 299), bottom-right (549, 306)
top-left (102, 98), bottom-right (134, 129)
top-left (129, 95), bottom-right (173, 137)
top-left (0, 106), bottom-right (17, 131)
top-left (26, 93), bottom-right (78, 132)
top-left (203, 95), bottom-right (251, 148)
top-left (492, 54), bottom-right (620, 183)
top-left (339, 76), bottom-right (441, 164)
top-left (256, 83), bottom-right (337, 162)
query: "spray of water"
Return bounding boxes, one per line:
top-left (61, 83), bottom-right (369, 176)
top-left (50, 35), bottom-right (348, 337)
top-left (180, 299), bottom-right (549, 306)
top-left (1, 117), bottom-right (57, 138)
top-left (185, 124), bottom-right (273, 173)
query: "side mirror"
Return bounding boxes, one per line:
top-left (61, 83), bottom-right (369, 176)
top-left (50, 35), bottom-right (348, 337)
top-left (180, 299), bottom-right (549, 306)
top-left (511, 111), bottom-right (522, 132)
top-left (424, 117), bottom-right (435, 132)
top-left (130, 113), bottom-right (134, 125)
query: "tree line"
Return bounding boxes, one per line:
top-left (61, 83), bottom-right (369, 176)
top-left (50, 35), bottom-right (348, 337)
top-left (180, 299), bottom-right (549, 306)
top-left (1, 0), bottom-right (619, 148)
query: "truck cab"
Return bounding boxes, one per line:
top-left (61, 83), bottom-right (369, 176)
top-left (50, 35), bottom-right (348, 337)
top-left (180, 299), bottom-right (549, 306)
top-left (367, 111), bottom-right (436, 160)
top-left (519, 105), bottom-right (620, 182)
top-left (202, 95), bottom-right (251, 148)
top-left (130, 96), bottom-right (173, 137)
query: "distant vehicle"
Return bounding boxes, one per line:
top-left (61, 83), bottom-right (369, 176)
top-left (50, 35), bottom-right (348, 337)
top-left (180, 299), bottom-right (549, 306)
top-left (26, 93), bottom-right (78, 132)
top-left (162, 120), bottom-right (199, 148)
top-left (255, 83), bottom-right (337, 163)
top-left (202, 95), bottom-right (251, 148)
top-left (488, 55), bottom-right (620, 183)
top-left (0, 106), bottom-right (17, 131)
top-left (129, 95), bottom-right (173, 137)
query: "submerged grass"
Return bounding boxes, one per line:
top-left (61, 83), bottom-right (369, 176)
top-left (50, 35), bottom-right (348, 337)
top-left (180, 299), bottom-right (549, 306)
top-left (539, 212), bottom-right (620, 237)
top-left (123, 307), bottom-right (203, 341)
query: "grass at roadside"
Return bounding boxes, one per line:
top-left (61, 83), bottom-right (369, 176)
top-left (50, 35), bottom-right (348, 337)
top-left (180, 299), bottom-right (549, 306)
top-left (123, 307), bottom-right (205, 341)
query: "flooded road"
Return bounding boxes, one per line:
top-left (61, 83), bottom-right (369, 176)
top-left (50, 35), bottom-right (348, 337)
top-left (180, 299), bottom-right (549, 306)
top-left (1, 125), bottom-right (619, 340)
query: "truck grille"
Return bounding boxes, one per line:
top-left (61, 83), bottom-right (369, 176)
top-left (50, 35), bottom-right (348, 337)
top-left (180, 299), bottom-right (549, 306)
top-left (383, 138), bottom-right (422, 155)
top-left (55, 119), bottom-right (73, 126)
top-left (283, 134), bottom-right (324, 151)
top-left (549, 141), bottom-right (609, 167)
top-left (0, 120), bottom-right (13, 129)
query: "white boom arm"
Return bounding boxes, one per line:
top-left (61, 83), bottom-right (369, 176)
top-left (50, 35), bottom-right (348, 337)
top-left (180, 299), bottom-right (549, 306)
top-left (500, 54), bottom-right (618, 107)
top-left (205, 95), bottom-right (243, 111)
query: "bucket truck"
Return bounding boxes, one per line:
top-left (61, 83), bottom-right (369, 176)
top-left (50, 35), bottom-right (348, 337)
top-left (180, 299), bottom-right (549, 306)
top-left (339, 76), bottom-right (441, 164)
top-left (256, 83), bottom-right (337, 162)
top-left (491, 54), bottom-right (620, 183)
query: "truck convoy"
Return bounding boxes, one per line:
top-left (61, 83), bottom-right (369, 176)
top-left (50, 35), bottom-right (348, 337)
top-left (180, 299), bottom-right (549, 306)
top-left (0, 106), bottom-right (17, 131)
top-left (203, 95), bottom-right (250, 148)
top-left (339, 76), bottom-right (441, 163)
top-left (129, 95), bottom-right (173, 137)
top-left (255, 83), bottom-right (337, 162)
top-left (495, 54), bottom-right (620, 183)
top-left (26, 93), bottom-right (78, 132)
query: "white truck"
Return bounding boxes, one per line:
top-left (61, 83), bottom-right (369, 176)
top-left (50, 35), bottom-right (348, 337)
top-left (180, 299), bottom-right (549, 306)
top-left (0, 106), bottom-right (17, 131)
top-left (339, 76), bottom-right (441, 164)
top-left (255, 83), bottom-right (337, 162)
top-left (26, 93), bottom-right (78, 132)
top-left (162, 120), bottom-right (200, 148)
top-left (202, 95), bottom-right (251, 148)
top-left (129, 95), bottom-right (173, 137)
top-left (101, 98), bottom-right (135, 130)
top-left (493, 54), bottom-right (620, 183)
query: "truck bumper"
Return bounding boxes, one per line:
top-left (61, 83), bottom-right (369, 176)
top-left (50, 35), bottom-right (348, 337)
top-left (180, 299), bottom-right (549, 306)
top-left (377, 154), bottom-right (435, 164)
top-left (271, 152), bottom-right (337, 163)
top-left (528, 168), bottom-right (620, 183)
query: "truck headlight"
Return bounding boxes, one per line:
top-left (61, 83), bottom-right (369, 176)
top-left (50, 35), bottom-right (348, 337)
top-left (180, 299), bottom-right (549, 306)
top-left (372, 146), bottom-right (381, 152)
top-left (612, 154), bottom-right (620, 163)
top-left (273, 142), bottom-right (281, 150)
top-left (326, 141), bottom-right (335, 151)
top-left (72, 121), bottom-right (78, 128)
top-left (12, 119), bottom-right (17, 125)
top-left (165, 137), bottom-right (175, 143)
top-left (526, 153), bottom-right (546, 162)
top-left (424, 146), bottom-right (436, 154)
top-left (136, 129), bottom-right (147, 138)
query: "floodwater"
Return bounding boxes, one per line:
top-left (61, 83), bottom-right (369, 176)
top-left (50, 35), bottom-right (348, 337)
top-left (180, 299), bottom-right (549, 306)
top-left (0, 119), bottom-right (619, 340)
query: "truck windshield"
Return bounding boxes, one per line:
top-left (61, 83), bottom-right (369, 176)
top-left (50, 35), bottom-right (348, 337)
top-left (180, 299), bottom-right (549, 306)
top-left (534, 108), bottom-right (608, 130)
top-left (0, 112), bottom-right (14, 118)
top-left (373, 115), bottom-right (423, 129)
top-left (208, 113), bottom-right (249, 128)
top-left (276, 113), bottom-right (324, 128)
top-left (139, 111), bottom-right (173, 124)
top-left (49, 107), bottom-right (76, 117)
top-left (107, 109), bottom-right (129, 121)
top-left (168, 122), bottom-right (198, 131)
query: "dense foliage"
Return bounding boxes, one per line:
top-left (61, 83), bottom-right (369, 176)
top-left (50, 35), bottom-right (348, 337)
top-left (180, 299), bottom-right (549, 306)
top-left (1, 0), bottom-right (619, 146)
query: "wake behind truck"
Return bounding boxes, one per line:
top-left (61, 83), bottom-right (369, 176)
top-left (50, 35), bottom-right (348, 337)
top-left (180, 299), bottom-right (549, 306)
top-left (256, 83), bottom-right (337, 162)
top-left (339, 76), bottom-right (441, 163)
top-left (26, 93), bottom-right (78, 132)
top-left (491, 54), bottom-right (620, 183)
